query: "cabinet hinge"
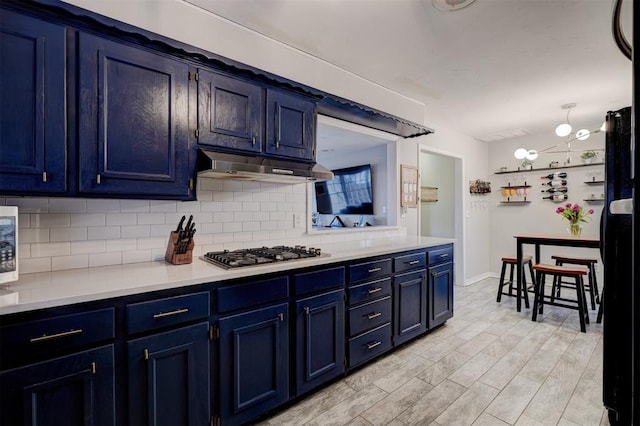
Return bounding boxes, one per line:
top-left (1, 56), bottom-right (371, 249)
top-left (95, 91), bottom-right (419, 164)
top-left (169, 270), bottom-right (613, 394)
top-left (194, 129), bottom-right (200, 138)
top-left (189, 71), bottom-right (199, 81)
top-left (209, 325), bottom-right (219, 341)
top-left (42, 171), bottom-right (47, 182)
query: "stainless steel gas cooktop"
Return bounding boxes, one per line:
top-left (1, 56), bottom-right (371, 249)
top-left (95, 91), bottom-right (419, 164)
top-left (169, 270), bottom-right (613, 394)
top-left (201, 246), bottom-right (327, 269)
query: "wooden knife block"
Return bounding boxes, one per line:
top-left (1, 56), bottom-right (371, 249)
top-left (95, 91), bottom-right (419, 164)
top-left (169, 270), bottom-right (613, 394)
top-left (164, 231), bottom-right (194, 265)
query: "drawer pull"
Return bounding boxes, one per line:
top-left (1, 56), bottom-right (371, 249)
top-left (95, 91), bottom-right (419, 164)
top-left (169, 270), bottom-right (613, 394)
top-left (153, 308), bottom-right (189, 319)
top-left (407, 260), bottom-right (420, 265)
top-left (367, 312), bottom-right (382, 320)
top-left (90, 362), bottom-right (96, 374)
top-left (439, 253), bottom-right (449, 258)
top-left (278, 313), bottom-right (284, 322)
top-left (144, 349), bottom-right (149, 360)
top-left (30, 328), bottom-right (83, 343)
top-left (367, 341), bottom-right (382, 350)
top-left (368, 287), bottom-right (383, 294)
top-left (367, 267), bottom-right (382, 273)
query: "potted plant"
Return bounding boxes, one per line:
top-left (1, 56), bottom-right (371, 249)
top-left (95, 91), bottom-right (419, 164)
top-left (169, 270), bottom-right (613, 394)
top-left (580, 150), bottom-right (597, 164)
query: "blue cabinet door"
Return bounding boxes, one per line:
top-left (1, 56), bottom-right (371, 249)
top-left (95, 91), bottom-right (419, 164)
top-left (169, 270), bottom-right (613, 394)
top-left (127, 322), bottom-right (210, 426)
top-left (0, 345), bottom-right (115, 425)
top-left (0, 10), bottom-right (66, 193)
top-left (393, 270), bottom-right (427, 345)
top-left (197, 69), bottom-right (263, 154)
top-left (295, 289), bottom-right (345, 396)
top-left (266, 89), bottom-right (316, 161)
top-left (78, 33), bottom-right (192, 198)
top-left (219, 302), bottom-right (288, 425)
top-left (428, 262), bottom-right (454, 328)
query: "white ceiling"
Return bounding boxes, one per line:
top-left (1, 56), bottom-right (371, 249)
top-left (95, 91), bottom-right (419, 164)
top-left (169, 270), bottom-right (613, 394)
top-left (186, 0), bottom-right (633, 142)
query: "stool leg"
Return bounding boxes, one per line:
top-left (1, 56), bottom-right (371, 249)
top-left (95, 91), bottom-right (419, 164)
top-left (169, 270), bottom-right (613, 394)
top-left (532, 270), bottom-right (542, 322)
top-left (508, 263), bottom-right (515, 296)
top-left (497, 261), bottom-right (508, 302)
top-left (597, 287), bottom-right (604, 324)
top-left (521, 263), bottom-right (530, 309)
top-left (575, 275), bottom-right (587, 332)
top-left (538, 272), bottom-right (545, 315)
top-left (590, 263), bottom-right (601, 304)
top-left (586, 266), bottom-right (596, 310)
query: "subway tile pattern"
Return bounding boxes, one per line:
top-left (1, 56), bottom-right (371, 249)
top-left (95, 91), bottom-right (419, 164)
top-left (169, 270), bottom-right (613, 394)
top-left (2, 179), bottom-right (403, 273)
top-left (258, 278), bottom-right (608, 426)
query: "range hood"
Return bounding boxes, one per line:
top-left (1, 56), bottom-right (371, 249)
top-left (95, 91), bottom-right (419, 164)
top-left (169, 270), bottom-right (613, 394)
top-left (197, 149), bottom-right (334, 183)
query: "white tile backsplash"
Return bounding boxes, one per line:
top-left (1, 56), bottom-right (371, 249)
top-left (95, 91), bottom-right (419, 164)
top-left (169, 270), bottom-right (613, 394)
top-left (11, 179), bottom-right (405, 274)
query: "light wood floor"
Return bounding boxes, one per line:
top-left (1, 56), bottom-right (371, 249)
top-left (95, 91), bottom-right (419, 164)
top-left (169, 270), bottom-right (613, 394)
top-left (259, 277), bottom-right (608, 426)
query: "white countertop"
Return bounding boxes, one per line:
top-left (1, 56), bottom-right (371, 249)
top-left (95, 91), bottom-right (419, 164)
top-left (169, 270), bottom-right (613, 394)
top-left (0, 236), bottom-right (453, 315)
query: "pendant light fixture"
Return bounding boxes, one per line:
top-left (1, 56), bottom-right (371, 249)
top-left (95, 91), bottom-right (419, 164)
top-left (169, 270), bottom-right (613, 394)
top-left (555, 103), bottom-right (575, 136)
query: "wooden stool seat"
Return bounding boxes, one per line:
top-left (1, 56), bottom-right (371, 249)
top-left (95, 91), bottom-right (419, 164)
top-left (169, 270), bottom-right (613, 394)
top-left (551, 255), bottom-right (600, 310)
top-left (497, 255), bottom-right (535, 308)
top-left (532, 263), bottom-right (590, 332)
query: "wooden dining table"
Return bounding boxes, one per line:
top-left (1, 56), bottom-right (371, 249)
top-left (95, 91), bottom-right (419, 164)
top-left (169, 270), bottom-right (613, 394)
top-left (513, 233), bottom-right (601, 312)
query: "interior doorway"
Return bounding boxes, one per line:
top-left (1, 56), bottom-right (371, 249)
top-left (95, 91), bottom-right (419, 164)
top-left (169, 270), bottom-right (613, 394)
top-left (419, 148), bottom-right (465, 285)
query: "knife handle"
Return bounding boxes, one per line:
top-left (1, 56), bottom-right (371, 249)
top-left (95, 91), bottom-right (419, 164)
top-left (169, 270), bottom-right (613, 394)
top-left (176, 215), bottom-right (186, 232)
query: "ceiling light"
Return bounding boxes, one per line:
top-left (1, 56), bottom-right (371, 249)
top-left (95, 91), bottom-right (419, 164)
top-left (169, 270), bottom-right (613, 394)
top-left (526, 150), bottom-right (538, 161)
top-left (555, 123), bottom-right (572, 137)
top-left (576, 129), bottom-right (590, 140)
top-left (432, 0), bottom-right (479, 12)
top-left (514, 148), bottom-right (528, 160)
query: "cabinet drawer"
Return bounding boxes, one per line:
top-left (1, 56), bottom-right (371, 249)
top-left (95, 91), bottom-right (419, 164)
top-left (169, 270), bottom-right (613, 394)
top-left (1, 308), bottom-right (114, 365)
top-left (293, 266), bottom-right (345, 296)
top-left (349, 258), bottom-right (392, 283)
top-left (348, 296), bottom-right (392, 337)
top-left (126, 292), bottom-right (210, 334)
top-left (348, 278), bottom-right (391, 305)
top-left (348, 323), bottom-right (392, 368)
top-left (217, 276), bottom-right (289, 313)
top-left (428, 245), bottom-right (454, 265)
top-left (394, 252), bottom-right (426, 273)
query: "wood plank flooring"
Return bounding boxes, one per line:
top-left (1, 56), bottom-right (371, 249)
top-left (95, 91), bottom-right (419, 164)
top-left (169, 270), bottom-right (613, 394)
top-left (258, 278), bottom-right (608, 426)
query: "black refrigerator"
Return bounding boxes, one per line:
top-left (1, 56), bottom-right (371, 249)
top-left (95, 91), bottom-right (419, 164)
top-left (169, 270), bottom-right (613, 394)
top-left (602, 1), bottom-right (639, 424)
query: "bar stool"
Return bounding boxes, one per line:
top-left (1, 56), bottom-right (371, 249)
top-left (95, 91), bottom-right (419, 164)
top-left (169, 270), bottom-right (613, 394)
top-left (551, 255), bottom-right (600, 310)
top-left (496, 255), bottom-right (535, 308)
top-left (532, 263), bottom-right (589, 332)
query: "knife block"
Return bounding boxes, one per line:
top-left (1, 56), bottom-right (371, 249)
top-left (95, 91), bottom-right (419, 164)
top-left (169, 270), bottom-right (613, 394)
top-left (164, 231), bottom-right (194, 265)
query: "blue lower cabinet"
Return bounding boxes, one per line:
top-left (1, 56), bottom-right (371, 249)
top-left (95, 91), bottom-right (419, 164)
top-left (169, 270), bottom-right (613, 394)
top-left (219, 302), bottom-right (289, 425)
top-left (127, 322), bottom-right (210, 426)
top-left (428, 262), bottom-right (454, 328)
top-left (393, 270), bottom-right (427, 345)
top-left (0, 345), bottom-right (115, 425)
top-left (295, 289), bottom-right (345, 396)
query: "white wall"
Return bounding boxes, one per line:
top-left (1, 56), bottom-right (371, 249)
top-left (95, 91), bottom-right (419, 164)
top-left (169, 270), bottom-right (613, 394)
top-left (420, 152), bottom-right (455, 238)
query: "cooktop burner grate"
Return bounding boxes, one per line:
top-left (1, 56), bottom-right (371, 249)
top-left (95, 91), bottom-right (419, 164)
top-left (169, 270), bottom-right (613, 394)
top-left (201, 246), bottom-right (326, 269)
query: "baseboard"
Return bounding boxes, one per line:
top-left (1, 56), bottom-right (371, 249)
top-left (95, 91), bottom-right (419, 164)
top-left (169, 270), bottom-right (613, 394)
top-left (462, 272), bottom-right (497, 286)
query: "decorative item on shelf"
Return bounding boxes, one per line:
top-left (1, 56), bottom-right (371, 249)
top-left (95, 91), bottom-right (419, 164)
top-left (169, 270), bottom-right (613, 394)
top-left (500, 183), bottom-right (530, 203)
top-left (421, 186), bottom-right (438, 202)
top-left (555, 202), bottom-right (594, 237)
top-left (549, 161), bottom-right (559, 168)
top-left (580, 150), bottom-right (598, 164)
top-left (400, 165), bottom-right (419, 207)
top-left (165, 215), bottom-right (196, 265)
top-left (469, 179), bottom-right (491, 194)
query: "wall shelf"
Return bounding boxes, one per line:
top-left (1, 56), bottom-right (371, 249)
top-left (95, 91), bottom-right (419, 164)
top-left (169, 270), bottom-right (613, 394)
top-left (584, 180), bottom-right (605, 184)
top-left (499, 201), bottom-right (531, 205)
top-left (584, 198), bottom-right (605, 202)
top-left (494, 162), bottom-right (603, 175)
top-left (499, 185), bottom-right (531, 189)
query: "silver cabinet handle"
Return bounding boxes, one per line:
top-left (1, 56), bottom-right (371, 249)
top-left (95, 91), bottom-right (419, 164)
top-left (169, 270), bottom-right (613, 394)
top-left (367, 341), bottom-right (382, 350)
top-left (407, 260), bottom-right (420, 265)
top-left (30, 328), bottom-right (83, 343)
top-left (367, 312), bottom-right (382, 320)
top-left (439, 253), bottom-right (449, 258)
top-left (153, 308), bottom-right (189, 319)
top-left (368, 287), bottom-right (383, 294)
top-left (368, 267), bottom-right (382, 273)
top-left (278, 313), bottom-right (284, 321)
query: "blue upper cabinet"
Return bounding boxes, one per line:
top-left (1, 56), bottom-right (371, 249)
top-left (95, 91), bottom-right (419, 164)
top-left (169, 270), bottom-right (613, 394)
top-left (266, 89), bottom-right (316, 161)
top-left (0, 10), bottom-right (66, 193)
top-left (78, 33), bottom-right (192, 199)
top-left (197, 69), bottom-right (264, 154)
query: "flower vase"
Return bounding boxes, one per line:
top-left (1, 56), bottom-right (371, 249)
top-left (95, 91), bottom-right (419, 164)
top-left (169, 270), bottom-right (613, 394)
top-left (568, 223), bottom-right (582, 237)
